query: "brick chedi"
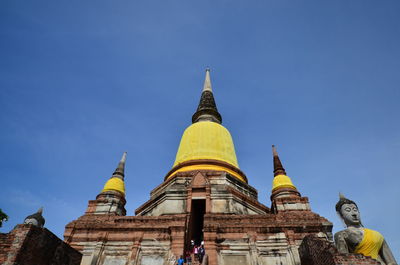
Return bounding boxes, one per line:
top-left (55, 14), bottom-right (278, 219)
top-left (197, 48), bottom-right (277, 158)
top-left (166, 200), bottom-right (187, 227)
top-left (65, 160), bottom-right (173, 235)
top-left (64, 70), bottom-right (335, 265)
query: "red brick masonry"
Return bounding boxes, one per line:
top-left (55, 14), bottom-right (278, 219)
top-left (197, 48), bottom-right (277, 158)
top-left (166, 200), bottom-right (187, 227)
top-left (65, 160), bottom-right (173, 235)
top-left (0, 224), bottom-right (82, 265)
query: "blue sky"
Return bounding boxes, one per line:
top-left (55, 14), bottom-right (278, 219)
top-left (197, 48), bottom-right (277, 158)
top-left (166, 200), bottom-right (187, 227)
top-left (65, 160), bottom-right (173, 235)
top-left (1, 0), bottom-right (399, 260)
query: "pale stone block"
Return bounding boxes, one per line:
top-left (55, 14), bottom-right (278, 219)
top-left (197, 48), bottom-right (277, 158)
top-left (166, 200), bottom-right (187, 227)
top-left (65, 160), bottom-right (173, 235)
top-left (229, 200), bottom-right (248, 214)
top-left (221, 254), bottom-right (249, 265)
top-left (140, 255), bottom-right (164, 265)
top-left (258, 255), bottom-right (290, 265)
top-left (95, 204), bottom-right (112, 213)
top-left (160, 199), bottom-right (184, 214)
top-left (102, 256), bottom-right (127, 265)
top-left (80, 255), bottom-right (92, 265)
top-left (285, 203), bottom-right (297, 210)
top-left (212, 200), bottom-right (227, 213)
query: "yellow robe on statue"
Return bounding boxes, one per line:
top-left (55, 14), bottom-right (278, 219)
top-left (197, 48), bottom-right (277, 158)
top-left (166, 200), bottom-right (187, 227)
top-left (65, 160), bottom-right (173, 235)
top-left (354, 228), bottom-right (384, 259)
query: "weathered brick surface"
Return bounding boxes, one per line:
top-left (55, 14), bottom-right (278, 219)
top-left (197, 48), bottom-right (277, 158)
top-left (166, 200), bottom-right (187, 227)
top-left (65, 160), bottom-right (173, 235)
top-left (299, 235), bottom-right (381, 265)
top-left (0, 232), bottom-right (14, 264)
top-left (0, 224), bottom-right (81, 265)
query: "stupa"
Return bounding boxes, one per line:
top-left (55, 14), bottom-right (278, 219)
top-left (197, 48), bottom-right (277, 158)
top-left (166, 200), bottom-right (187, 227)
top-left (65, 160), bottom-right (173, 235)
top-left (64, 69), bottom-right (334, 265)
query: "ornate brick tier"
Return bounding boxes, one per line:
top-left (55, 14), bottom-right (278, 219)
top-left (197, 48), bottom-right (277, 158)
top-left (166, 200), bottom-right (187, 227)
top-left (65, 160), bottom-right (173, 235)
top-left (64, 170), bottom-right (336, 265)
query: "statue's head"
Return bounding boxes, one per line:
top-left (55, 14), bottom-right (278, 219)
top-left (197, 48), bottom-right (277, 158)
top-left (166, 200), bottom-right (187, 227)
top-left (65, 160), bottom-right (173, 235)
top-left (335, 193), bottom-right (361, 227)
top-left (23, 207), bottom-right (45, 228)
top-left (23, 218), bottom-right (39, 226)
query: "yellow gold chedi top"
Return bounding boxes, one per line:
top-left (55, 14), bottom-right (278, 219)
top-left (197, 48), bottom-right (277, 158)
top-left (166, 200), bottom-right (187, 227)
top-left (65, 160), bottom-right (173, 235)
top-left (272, 145), bottom-right (297, 192)
top-left (272, 174), bottom-right (296, 191)
top-left (101, 152), bottom-right (127, 196)
top-left (102, 177), bottom-right (125, 195)
top-left (167, 69), bottom-right (246, 183)
top-left (173, 121), bottom-right (239, 168)
top-left (168, 121), bottom-right (246, 182)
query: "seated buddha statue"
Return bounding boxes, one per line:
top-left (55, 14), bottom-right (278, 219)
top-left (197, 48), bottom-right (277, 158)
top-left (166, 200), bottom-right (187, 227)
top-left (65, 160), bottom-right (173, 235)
top-left (334, 194), bottom-right (397, 265)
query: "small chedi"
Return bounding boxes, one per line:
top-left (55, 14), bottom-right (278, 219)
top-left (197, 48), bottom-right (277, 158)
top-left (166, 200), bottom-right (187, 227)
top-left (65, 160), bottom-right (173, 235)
top-left (334, 193), bottom-right (397, 265)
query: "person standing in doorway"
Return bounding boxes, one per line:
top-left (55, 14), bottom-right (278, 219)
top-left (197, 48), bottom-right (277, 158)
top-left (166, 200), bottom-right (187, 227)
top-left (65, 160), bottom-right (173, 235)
top-left (194, 245), bottom-right (199, 261)
top-left (185, 252), bottom-right (192, 265)
top-left (199, 245), bottom-right (205, 263)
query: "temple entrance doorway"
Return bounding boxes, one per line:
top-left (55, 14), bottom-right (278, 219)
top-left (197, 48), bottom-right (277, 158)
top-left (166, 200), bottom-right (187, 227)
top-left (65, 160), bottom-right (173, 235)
top-left (188, 199), bottom-right (205, 247)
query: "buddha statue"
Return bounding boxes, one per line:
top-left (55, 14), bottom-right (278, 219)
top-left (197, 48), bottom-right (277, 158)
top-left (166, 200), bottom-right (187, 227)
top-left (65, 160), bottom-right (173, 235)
top-left (334, 194), bottom-right (397, 265)
top-left (23, 207), bottom-right (45, 228)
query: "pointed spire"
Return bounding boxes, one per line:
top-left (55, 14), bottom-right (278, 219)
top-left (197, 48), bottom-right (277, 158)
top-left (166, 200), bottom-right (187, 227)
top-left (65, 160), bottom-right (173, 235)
top-left (113, 152), bottom-right (127, 179)
top-left (272, 145), bottom-right (287, 176)
top-left (202, 68), bottom-right (212, 92)
top-left (192, 69), bottom-right (222, 124)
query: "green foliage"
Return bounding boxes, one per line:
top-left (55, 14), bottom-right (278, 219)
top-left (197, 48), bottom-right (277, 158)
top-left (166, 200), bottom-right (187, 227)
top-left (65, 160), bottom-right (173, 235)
top-left (0, 209), bottom-right (8, 227)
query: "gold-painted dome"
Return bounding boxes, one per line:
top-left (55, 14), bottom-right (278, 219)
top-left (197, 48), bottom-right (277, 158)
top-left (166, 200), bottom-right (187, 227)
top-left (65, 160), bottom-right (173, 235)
top-left (173, 121), bottom-right (239, 168)
top-left (102, 177), bottom-right (125, 195)
top-left (272, 174), bottom-right (296, 191)
top-left (166, 121), bottom-right (246, 182)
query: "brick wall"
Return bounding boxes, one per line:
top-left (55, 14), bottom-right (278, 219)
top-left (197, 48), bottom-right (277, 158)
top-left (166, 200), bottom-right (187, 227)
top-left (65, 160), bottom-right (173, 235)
top-left (0, 231), bottom-right (15, 264)
top-left (0, 224), bottom-right (81, 265)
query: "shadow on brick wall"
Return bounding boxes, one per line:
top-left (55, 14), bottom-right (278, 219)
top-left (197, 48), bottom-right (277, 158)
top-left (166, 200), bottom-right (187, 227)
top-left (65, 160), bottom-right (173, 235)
top-left (0, 224), bottom-right (81, 265)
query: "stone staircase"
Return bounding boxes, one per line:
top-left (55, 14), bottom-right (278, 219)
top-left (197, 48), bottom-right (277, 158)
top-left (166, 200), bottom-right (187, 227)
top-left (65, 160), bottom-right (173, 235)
top-left (192, 257), bottom-right (201, 265)
top-left (172, 253), bottom-right (207, 265)
top-left (190, 253), bottom-right (207, 265)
